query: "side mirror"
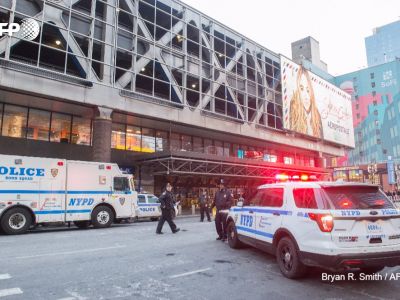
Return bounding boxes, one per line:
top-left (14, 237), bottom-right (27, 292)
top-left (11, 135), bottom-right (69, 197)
top-left (237, 200), bottom-right (244, 207)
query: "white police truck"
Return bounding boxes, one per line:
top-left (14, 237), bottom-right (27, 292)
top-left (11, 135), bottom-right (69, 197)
top-left (226, 181), bottom-right (400, 279)
top-left (0, 154), bottom-right (137, 234)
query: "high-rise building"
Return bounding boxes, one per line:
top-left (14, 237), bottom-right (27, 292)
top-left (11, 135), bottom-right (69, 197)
top-left (291, 36), bottom-right (328, 72)
top-left (365, 20), bottom-right (400, 67)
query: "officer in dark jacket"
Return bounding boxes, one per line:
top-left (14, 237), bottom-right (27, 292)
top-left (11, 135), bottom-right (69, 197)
top-left (156, 182), bottom-right (180, 234)
top-left (211, 179), bottom-right (233, 241)
top-left (199, 190), bottom-right (211, 222)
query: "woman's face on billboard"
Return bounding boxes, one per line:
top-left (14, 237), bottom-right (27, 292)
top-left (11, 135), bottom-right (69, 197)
top-left (299, 74), bottom-right (311, 111)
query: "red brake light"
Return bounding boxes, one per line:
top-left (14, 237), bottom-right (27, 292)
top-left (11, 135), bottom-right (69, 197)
top-left (308, 213), bottom-right (334, 232)
top-left (374, 199), bottom-right (385, 206)
top-left (300, 174), bottom-right (308, 181)
top-left (339, 199), bottom-right (353, 208)
top-left (57, 161), bottom-right (64, 166)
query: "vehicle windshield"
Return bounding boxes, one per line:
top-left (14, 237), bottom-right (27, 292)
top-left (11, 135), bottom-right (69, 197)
top-left (148, 195), bottom-right (159, 204)
top-left (322, 186), bottom-right (395, 210)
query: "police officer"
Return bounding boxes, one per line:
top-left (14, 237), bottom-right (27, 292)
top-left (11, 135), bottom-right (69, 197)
top-left (211, 179), bottom-right (233, 241)
top-left (199, 190), bottom-right (211, 222)
top-left (156, 182), bottom-right (180, 234)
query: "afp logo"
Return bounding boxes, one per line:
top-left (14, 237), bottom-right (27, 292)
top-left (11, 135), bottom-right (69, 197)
top-left (0, 18), bottom-right (40, 41)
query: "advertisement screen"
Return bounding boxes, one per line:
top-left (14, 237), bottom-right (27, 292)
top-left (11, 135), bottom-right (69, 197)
top-left (280, 56), bottom-right (355, 148)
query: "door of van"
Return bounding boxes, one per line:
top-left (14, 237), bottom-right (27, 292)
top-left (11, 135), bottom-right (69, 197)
top-left (113, 177), bottom-right (133, 218)
top-left (37, 179), bottom-right (65, 222)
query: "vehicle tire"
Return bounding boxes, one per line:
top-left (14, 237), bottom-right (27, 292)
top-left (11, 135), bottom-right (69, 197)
top-left (74, 221), bottom-right (91, 229)
top-left (0, 207), bottom-right (32, 235)
top-left (91, 206), bottom-right (114, 228)
top-left (150, 217), bottom-right (159, 221)
top-left (276, 237), bottom-right (308, 279)
top-left (227, 221), bottom-right (244, 249)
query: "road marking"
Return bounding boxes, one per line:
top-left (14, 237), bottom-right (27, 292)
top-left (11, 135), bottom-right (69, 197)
top-left (0, 274), bottom-right (11, 280)
top-left (169, 268), bottom-right (212, 279)
top-left (15, 245), bottom-right (126, 259)
top-left (0, 288), bottom-right (23, 298)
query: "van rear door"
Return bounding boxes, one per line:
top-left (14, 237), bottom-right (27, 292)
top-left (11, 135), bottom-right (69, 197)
top-left (322, 185), bottom-right (400, 248)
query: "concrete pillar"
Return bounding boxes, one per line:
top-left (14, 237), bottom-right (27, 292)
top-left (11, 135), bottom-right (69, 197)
top-left (92, 106), bottom-right (113, 162)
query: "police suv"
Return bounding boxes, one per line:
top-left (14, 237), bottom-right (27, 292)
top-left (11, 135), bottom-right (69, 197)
top-left (226, 181), bottom-right (400, 279)
top-left (0, 154), bottom-right (138, 234)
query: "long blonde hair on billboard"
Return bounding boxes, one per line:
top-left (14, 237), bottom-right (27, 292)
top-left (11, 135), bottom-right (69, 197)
top-left (289, 66), bottom-right (323, 138)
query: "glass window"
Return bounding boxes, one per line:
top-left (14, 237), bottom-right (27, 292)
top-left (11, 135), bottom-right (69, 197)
top-left (126, 126), bottom-right (141, 152)
top-left (2, 105), bottom-right (27, 138)
top-left (138, 195), bottom-right (146, 203)
top-left (148, 195), bottom-right (159, 203)
top-left (112, 123), bottom-right (126, 150)
top-left (214, 140), bottom-right (223, 156)
top-left (284, 156), bottom-right (294, 164)
top-left (293, 189), bottom-right (318, 209)
top-left (50, 113), bottom-right (71, 143)
top-left (142, 128), bottom-right (155, 153)
top-left (250, 188), bottom-right (284, 207)
top-left (114, 177), bottom-right (130, 191)
top-left (0, 103), bottom-right (3, 133)
top-left (204, 138), bottom-right (214, 155)
top-left (71, 117), bottom-right (91, 145)
top-left (156, 130), bottom-right (169, 152)
top-left (193, 136), bottom-right (203, 153)
top-left (223, 142), bottom-right (230, 157)
top-left (181, 134), bottom-right (192, 151)
top-left (170, 133), bottom-right (180, 151)
top-left (27, 109), bottom-right (50, 141)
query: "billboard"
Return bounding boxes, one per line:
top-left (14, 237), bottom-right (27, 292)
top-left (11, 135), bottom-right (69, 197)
top-left (280, 56), bottom-right (355, 148)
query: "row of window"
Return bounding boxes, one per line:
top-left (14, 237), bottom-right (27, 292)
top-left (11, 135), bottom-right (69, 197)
top-left (0, 103), bottom-right (92, 145)
top-left (111, 123), bottom-right (315, 166)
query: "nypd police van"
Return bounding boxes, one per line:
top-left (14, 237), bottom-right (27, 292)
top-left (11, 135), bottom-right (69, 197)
top-left (0, 154), bottom-right (137, 234)
top-left (136, 193), bottom-right (179, 221)
top-left (226, 181), bottom-right (400, 279)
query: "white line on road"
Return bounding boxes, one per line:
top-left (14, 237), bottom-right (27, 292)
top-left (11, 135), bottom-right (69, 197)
top-left (15, 245), bottom-right (126, 259)
top-left (0, 274), bottom-right (11, 280)
top-left (0, 288), bottom-right (23, 298)
top-left (169, 268), bottom-right (212, 279)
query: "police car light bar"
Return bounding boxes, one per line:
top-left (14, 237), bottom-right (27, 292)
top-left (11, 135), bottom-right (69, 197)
top-left (275, 174), bottom-right (289, 181)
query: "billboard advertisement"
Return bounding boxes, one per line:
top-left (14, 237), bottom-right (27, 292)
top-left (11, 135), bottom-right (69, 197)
top-left (280, 56), bottom-right (355, 148)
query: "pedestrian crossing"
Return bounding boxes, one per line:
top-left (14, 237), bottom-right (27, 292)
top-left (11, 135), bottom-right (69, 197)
top-left (0, 274), bottom-right (23, 298)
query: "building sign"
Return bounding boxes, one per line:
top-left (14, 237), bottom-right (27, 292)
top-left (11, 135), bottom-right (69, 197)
top-left (387, 159), bottom-right (395, 184)
top-left (280, 56), bottom-right (355, 148)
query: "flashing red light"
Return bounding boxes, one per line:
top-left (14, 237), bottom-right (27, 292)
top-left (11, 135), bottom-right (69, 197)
top-left (339, 199), bottom-right (353, 208)
top-left (292, 175), bottom-right (300, 180)
top-left (308, 213), bottom-right (334, 232)
top-left (343, 260), bottom-right (362, 266)
top-left (57, 161), bottom-right (64, 166)
top-left (300, 174), bottom-right (308, 181)
top-left (374, 199), bottom-right (386, 206)
top-left (309, 175), bottom-right (317, 181)
top-left (106, 165), bottom-right (112, 170)
top-left (275, 174), bottom-right (289, 181)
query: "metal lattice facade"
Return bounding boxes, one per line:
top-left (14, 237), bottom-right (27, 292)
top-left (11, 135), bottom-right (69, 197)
top-left (0, 0), bottom-right (283, 129)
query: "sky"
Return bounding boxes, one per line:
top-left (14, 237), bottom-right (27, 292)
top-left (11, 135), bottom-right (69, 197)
top-left (181, 0), bottom-right (400, 76)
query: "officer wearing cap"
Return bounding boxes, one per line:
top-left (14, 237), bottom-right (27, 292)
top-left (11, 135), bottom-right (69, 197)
top-left (211, 179), bottom-right (233, 241)
top-left (156, 182), bottom-right (180, 234)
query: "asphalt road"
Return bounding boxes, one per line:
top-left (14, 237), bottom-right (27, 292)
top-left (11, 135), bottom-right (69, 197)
top-left (1, 216), bottom-right (400, 300)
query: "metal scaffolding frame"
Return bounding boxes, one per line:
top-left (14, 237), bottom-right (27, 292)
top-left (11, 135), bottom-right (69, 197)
top-left (139, 156), bottom-right (329, 180)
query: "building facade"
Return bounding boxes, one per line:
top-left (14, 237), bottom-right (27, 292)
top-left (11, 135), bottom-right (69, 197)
top-left (365, 20), bottom-right (400, 67)
top-left (0, 0), bottom-right (345, 202)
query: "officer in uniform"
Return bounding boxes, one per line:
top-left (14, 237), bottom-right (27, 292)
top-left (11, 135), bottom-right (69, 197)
top-left (199, 190), bottom-right (211, 222)
top-left (211, 179), bottom-right (233, 241)
top-left (156, 182), bottom-right (180, 234)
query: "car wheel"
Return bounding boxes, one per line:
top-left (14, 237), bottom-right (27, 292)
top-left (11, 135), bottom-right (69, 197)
top-left (0, 207), bottom-right (32, 235)
top-left (276, 237), bottom-right (307, 279)
top-left (227, 221), bottom-right (244, 249)
top-left (91, 206), bottom-right (114, 228)
top-left (74, 221), bottom-right (91, 229)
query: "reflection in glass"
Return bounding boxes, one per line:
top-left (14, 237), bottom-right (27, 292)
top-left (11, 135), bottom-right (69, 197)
top-left (2, 105), bottom-right (27, 138)
top-left (27, 109), bottom-right (50, 141)
top-left (126, 125), bottom-right (141, 151)
top-left (50, 113), bottom-right (71, 143)
top-left (72, 117), bottom-right (91, 145)
top-left (142, 128), bottom-right (155, 153)
top-left (112, 123), bottom-right (126, 149)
